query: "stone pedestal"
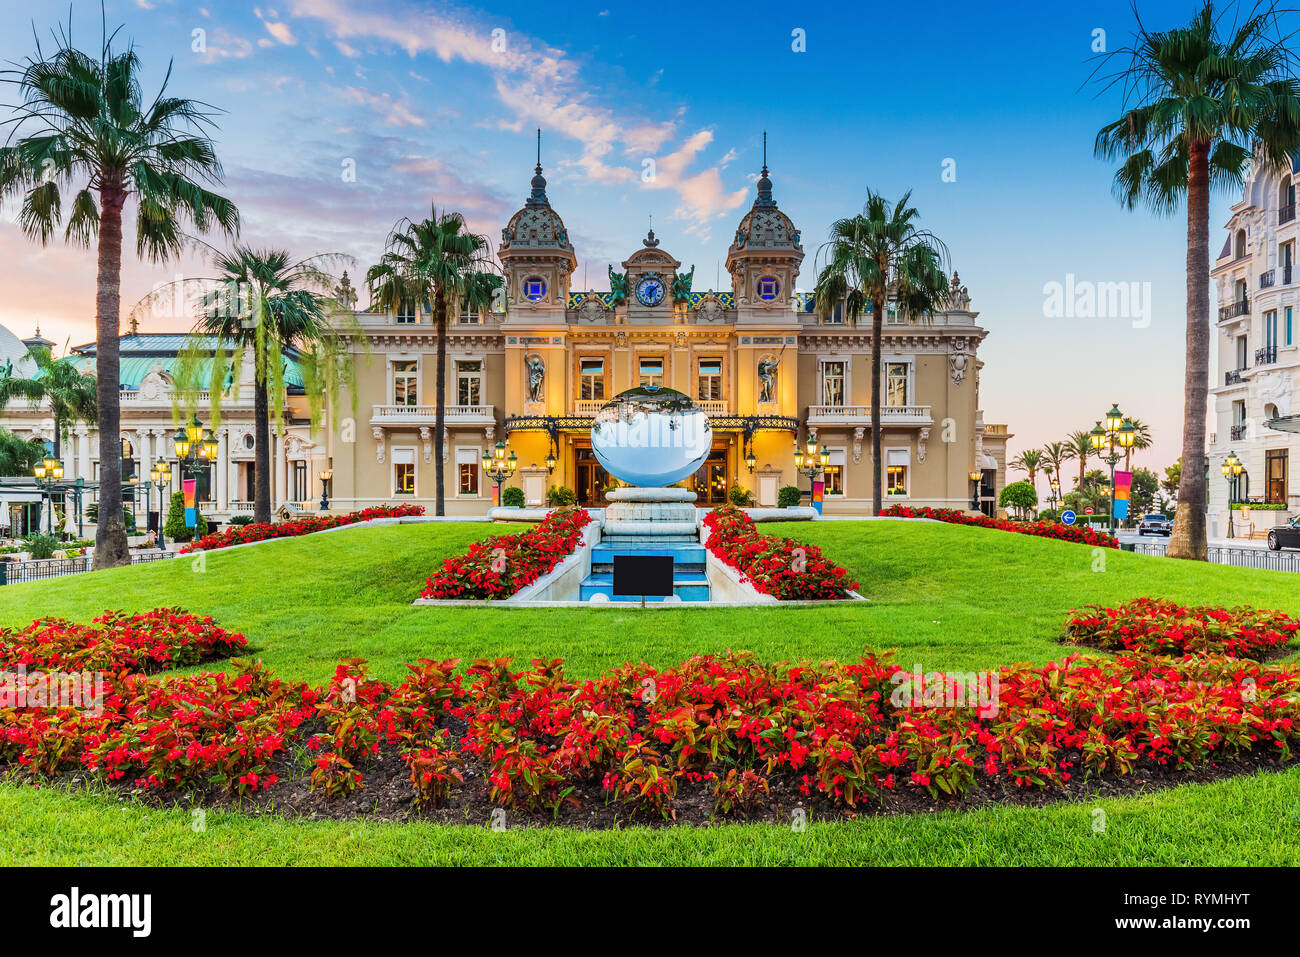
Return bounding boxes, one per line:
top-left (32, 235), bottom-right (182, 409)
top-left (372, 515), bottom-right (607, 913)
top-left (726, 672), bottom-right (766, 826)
top-left (602, 487), bottom-right (699, 538)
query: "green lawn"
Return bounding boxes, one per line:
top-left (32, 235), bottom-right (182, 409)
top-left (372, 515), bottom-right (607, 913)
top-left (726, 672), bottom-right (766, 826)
top-left (1, 519), bottom-right (1297, 865)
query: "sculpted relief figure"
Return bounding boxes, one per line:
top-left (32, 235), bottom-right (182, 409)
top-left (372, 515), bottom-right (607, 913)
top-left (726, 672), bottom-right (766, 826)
top-left (757, 354), bottom-right (781, 403)
top-left (526, 354), bottom-right (545, 402)
top-left (608, 265), bottom-right (628, 306)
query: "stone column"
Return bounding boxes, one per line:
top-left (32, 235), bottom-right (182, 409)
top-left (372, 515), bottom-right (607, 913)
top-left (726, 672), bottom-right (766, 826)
top-left (75, 428), bottom-right (90, 482)
top-left (216, 428), bottom-right (229, 509)
top-left (275, 434), bottom-right (288, 508)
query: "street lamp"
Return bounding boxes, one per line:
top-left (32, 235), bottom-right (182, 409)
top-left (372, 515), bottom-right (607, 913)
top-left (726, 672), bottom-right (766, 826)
top-left (482, 440), bottom-right (518, 504)
top-left (319, 468), bottom-right (333, 511)
top-left (33, 456), bottom-right (63, 534)
top-left (1089, 404), bottom-right (1136, 536)
top-left (1049, 476), bottom-right (1061, 510)
top-left (1222, 451), bottom-right (1244, 539)
top-left (794, 438), bottom-right (828, 501)
top-left (173, 414), bottom-right (219, 475)
top-left (147, 458), bottom-right (172, 548)
top-left (969, 468), bottom-right (981, 511)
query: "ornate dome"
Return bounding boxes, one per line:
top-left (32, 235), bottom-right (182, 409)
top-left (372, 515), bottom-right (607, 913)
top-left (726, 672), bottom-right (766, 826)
top-left (499, 135), bottom-right (574, 255)
top-left (0, 323), bottom-right (36, 377)
top-left (730, 145), bottom-right (801, 253)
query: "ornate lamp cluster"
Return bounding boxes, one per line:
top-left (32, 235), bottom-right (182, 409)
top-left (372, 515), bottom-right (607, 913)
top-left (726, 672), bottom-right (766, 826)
top-left (1088, 402), bottom-right (1137, 535)
top-left (1222, 451), bottom-right (1244, 539)
top-left (482, 440), bottom-right (518, 501)
top-left (173, 414), bottom-right (219, 475)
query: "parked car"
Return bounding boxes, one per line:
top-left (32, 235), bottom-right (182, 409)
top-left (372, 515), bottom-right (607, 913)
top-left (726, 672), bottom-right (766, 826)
top-left (1266, 516), bottom-right (1300, 551)
top-left (1137, 513), bottom-right (1172, 536)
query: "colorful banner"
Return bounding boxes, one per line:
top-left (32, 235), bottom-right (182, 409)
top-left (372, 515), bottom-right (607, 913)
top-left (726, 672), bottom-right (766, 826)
top-left (183, 478), bottom-right (197, 529)
top-left (1113, 470), bottom-right (1132, 521)
top-left (491, 483), bottom-right (500, 508)
top-left (812, 479), bottom-right (824, 515)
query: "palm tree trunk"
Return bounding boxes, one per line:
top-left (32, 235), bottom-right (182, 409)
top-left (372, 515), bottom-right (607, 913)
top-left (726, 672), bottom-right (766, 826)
top-left (1167, 139), bottom-right (1211, 560)
top-left (434, 286), bottom-right (447, 517)
top-left (870, 288), bottom-right (884, 515)
top-left (93, 183), bottom-right (130, 569)
top-left (253, 375), bottom-right (272, 523)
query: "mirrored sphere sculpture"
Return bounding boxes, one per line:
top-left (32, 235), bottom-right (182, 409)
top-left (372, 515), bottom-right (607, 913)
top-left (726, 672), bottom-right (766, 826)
top-left (590, 387), bottom-right (711, 487)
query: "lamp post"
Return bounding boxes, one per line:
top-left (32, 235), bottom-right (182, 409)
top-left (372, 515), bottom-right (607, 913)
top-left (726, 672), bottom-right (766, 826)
top-left (481, 440), bottom-right (518, 505)
top-left (1222, 451), bottom-right (1243, 539)
top-left (793, 438), bottom-right (828, 497)
top-left (319, 468), bottom-right (333, 511)
top-left (1088, 403), bottom-right (1136, 536)
top-left (148, 458), bottom-right (172, 548)
top-left (969, 468), bottom-right (981, 512)
top-left (172, 414), bottom-right (219, 476)
top-left (1049, 476), bottom-right (1061, 512)
top-left (33, 455), bottom-right (63, 535)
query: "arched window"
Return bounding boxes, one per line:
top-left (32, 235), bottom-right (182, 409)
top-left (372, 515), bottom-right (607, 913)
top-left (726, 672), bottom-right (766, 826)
top-left (1281, 177), bottom-right (1296, 223)
top-left (1235, 229), bottom-right (1248, 259)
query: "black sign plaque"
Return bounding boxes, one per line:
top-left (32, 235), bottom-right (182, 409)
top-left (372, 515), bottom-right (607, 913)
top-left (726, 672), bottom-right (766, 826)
top-left (612, 555), bottom-right (674, 598)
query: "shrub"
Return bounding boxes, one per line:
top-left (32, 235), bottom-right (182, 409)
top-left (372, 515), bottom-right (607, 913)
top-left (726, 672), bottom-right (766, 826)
top-left (728, 485), bottom-right (755, 507)
top-left (999, 480), bottom-right (1038, 518)
top-left (1064, 597), bottom-right (1299, 658)
top-left (163, 492), bottom-right (208, 542)
top-left (501, 486), bottom-right (525, 508)
top-left (777, 485), bottom-right (802, 508)
top-left (545, 485), bottom-right (577, 507)
top-left (230, 515), bottom-right (253, 526)
top-left (421, 509), bottom-right (592, 600)
top-left (179, 504), bottom-right (424, 554)
top-left (702, 505), bottom-right (858, 600)
top-left (880, 505), bottom-right (1118, 548)
top-left (22, 533), bottom-right (59, 560)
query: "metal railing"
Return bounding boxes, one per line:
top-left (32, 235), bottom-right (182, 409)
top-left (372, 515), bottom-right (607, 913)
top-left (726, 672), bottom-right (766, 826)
top-left (1260, 270), bottom-right (1276, 288)
top-left (1280, 203), bottom-right (1296, 225)
top-left (1231, 424), bottom-right (1248, 440)
top-left (0, 550), bottom-right (171, 585)
top-left (1219, 299), bottom-right (1250, 321)
top-left (1128, 540), bottom-right (1300, 572)
top-left (1256, 345), bottom-right (1278, 365)
top-left (1225, 368), bottom-right (1247, 386)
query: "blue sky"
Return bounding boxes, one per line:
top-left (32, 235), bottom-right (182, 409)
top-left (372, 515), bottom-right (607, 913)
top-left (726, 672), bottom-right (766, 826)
top-left (0, 0), bottom-right (1267, 469)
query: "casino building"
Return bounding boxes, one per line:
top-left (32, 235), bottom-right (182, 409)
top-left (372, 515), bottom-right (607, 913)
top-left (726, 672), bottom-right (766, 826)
top-left (326, 150), bottom-right (1011, 515)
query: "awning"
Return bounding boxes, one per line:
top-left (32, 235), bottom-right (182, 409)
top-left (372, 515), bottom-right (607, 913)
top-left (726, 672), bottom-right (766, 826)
top-left (1265, 414), bottom-right (1300, 434)
top-left (979, 453), bottom-right (998, 470)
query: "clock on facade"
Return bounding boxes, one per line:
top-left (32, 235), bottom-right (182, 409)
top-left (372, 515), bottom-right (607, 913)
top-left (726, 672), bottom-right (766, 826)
top-left (634, 275), bottom-right (666, 306)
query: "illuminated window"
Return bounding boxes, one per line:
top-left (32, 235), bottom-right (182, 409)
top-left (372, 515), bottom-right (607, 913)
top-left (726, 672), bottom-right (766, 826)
top-left (456, 447), bottom-right (480, 495)
top-left (886, 362), bottom-right (909, 406)
top-left (392, 448), bottom-right (415, 495)
top-left (393, 360), bottom-right (418, 406)
top-left (395, 300), bottom-right (417, 324)
top-left (638, 357), bottom-right (664, 388)
top-left (697, 358), bottom-right (722, 401)
top-left (757, 276), bottom-right (780, 301)
top-left (579, 358), bottom-right (605, 400)
top-left (887, 449), bottom-right (909, 496)
top-left (524, 276), bottom-right (547, 302)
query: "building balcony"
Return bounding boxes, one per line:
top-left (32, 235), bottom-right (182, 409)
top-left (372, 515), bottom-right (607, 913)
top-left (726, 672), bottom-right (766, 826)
top-left (1260, 270), bottom-right (1276, 289)
top-left (369, 404), bottom-right (496, 427)
top-left (1230, 424), bottom-right (1248, 441)
top-left (1256, 345), bottom-right (1278, 365)
top-left (1219, 299), bottom-right (1250, 321)
top-left (1224, 368), bottom-right (1247, 386)
top-left (571, 399), bottom-right (728, 416)
top-left (806, 403), bottom-right (933, 426)
top-left (1281, 203), bottom-right (1296, 225)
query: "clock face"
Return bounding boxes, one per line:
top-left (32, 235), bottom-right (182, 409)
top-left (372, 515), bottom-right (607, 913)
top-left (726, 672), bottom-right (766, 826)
top-left (635, 275), bottom-right (666, 306)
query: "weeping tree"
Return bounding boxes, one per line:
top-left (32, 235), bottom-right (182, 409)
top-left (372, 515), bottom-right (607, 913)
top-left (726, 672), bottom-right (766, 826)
top-left (0, 19), bottom-right (238, 566)
top-left (0, 345), bottom-right (96, 461)
top-left (366, 206), bottom-right (500, 516)
top-left (1092, 1), bottom-right (1300, 560)
top-left (813, 191), bottom-right (949, 514)
top-left (137, 245), bottom-right (360, 524)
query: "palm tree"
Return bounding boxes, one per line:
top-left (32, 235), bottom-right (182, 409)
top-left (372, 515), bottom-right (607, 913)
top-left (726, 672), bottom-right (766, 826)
top-left (0, 345), bottom-right (96, 461)
top-left (367, 206), bottom-right (499, 516)
top-left (0, 428), bottom-right (46, 476)
top-left (170, 246), bottom-right (354, 524)
top-left (1010, 448), bottom-right (1043, 490)
top-left (1122, 416), bottom-right (1153, 472)
top-left (813, 191), bottom-right (949, 514)
top-left (1066, 429), bottom-right (1096, 490)
top-left (0, 23), bottom-right (238, 567)
top-left (1040, 441), bottom-right (1070, 498)
top-left (1093, 1), bottom-right (1300, 560)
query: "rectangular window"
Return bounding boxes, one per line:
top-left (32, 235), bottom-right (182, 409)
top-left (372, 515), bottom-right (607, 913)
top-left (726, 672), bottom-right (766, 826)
top-left (458, 301), bottom-right (479, 324)
top-left (824, 448), bottom-right (846, 495)
top-left (698, 358), bottom-right (723, 401)
top-left (638, 357), bottom-right (664, 388)
top-left (456, 360), bottom-right (482, 407)
top-left (395, 300), bottom-right (417, 324)
top-left (823, 301), bottom-right (844, 324)
top-left (456, 447), bottom-right (480, 496)
top-left (1288, 306), bottom-right (1294, 345)
top-left (886, 362), bottom-right (909, 406)
top-left (1266, 310), bottom-right (1278, 353)
top-left (392, 448), bottom-right (415, 495)
top-left (579, 358), bottom-right (605, 400)
top-left (821, 361), bottom-right (846, 407)
top-left (393, 360), bottom-right (419, 406)
top-left (886, 449), bottom-right (909, 496)
top-left (291, 462), bottom-right (307, 502)
top-left (1236, 336), bottom-right (1248, 369)
top-left (1266, 449), bottom-right (1288, 504)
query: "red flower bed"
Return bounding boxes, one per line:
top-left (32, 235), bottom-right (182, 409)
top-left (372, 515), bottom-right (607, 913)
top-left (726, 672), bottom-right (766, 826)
top-left (1064, 597), bottom-right (1299, 659)
top-left (180, 504), bottom-right (425, 554)
top-left (2, 614), bottom-right (1298, 816)
top-left (421, 508), bottom-right (592, 600)
top-left (0, 608), bottom-right (247, 675)
top-left (702, 505), bottom-right (859, 600)
top-left (880, 505), bottom-right (1119, 548)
